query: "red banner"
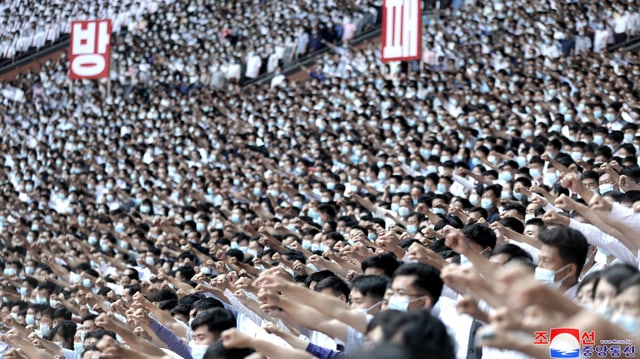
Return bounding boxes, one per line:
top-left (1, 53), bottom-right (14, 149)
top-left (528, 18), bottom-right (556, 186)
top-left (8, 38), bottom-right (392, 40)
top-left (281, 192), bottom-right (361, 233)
top-left (381, 0), bottom-right (421, 62)
top-left (69, 19), bottom-right (112, 80)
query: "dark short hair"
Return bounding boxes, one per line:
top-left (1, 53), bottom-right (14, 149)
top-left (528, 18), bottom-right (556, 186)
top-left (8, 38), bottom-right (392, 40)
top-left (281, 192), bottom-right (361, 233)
top-left (393, 263), bottom-right (443, 306)
top-left (191, 297), bottom-right (224, 317)
top-left (314, 276), bottom-right (350, 298)
top-left (619, 272), bottom-right (640, 293)
top-left (203, 340), bottom-right (255, 359)
top-left (462, 223), bottom-right (497, 250)
top-left (593, 264), bottom-right (639, 296)
top-left (361, 253), bottom-right (400, 278)
top-left (350, 275), bottom-right (389, 302)
top-left (499, 217), bottom-right (524, 234)
top-left (84, 329), bottom-right (117, 343)
top-left (538, 227), bottom-right (589, 279)
top-left (190, 308), bottom-right (236, 338)
top-left (490, 244), bottom-right (533, 265)
top-left (305, 270), bottom-right (335, 287)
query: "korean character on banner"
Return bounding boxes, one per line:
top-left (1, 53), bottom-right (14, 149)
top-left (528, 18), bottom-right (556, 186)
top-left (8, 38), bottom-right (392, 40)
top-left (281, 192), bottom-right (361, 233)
top-left (624, 345), bottom-right (635, 357)
top-left (533, 331), bottom-right (549, 345)
top-left (582, 345), bottom-right (594, 357)
top-left (595, 345), bottom-right (608, 358)
top-left (69, 20), bottom-right (112, 79)
top-left (608, 345), bottom-right (622, 357)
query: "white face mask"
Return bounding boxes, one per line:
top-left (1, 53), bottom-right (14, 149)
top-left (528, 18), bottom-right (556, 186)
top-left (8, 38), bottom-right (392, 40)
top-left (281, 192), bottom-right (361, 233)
top-left (189, 343), bottom-right (210, 359)
top-left (534, 264), bottom-right (571, 289)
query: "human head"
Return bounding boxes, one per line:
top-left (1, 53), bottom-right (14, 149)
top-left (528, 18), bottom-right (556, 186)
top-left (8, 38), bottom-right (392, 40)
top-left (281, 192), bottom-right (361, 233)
top-left (461, 223), bottom-right (497, 253)
top-left (191, 308), bottom-right (237, 345)
top-left (489, 244), bottom-right (534, 266)
top-left (388, 263), bottom-right (443, 311)
top-left (202, 340), bottom-right (256, 359)
top-left (314, 276), bottom-right (350, 302)
top-left (592, 264), bottom-right (639, 316)
top-left (536, 227), bottom-right (589, 292)
top-left (350, 275), bottom-right (389, 314)
top-left (361, 253), bottom-right (400, 277)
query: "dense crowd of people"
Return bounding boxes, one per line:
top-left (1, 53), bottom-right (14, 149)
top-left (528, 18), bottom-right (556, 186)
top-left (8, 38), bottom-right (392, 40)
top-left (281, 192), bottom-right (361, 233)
top-left (1, 0), bottom-right (640, 358)
top-left (0, 0), bottom-right (381, 84)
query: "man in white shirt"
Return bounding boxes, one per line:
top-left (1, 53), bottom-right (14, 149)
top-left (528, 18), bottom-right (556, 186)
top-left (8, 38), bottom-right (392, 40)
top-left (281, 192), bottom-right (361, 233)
top-left (613, 9), bottom-right (630, 44)
top-left (593, 23), bottom-right (609, 52)
top-left (535, 226), bottom-right (589, 300)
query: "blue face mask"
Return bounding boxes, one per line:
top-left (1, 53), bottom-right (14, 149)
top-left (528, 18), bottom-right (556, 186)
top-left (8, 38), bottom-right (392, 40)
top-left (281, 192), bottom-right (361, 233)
top-left (530, 168), bottom-right (541, 179)
top-left (145, 257), bottom-right (155, 266)
top-left (398, 206), bottom-right (410, 217)
top-left (302, 240), bottom-right (313, 250)
top-left (599, 183), bottom-right (614, 194)
top-left (3, 268), bottom-right (17, 276)
top-left (480, 198), bottom-right (493, 210)
top-left (611, 313), bottom-right (639, 334)
top-left (544, 171), bottom-right (558, 185)
top-left (399, 184), bottom-right (411, 193)
top-left (407, 225), bottom-right (418, 234)
top-left (437, 183), bottom-right (447, 193)
top-left (82, 278), bottom-right (92, 288)
top-left (570, 151), bottom-right (583, 162)
top-left (387, 295), bottom-right (411, 312)
top-left (469, 194), bottom-right (479, 206)
top-left (593, 135), bottom-right (604, 145)
top-left (190, 343), bottom-right (210, 359)
top-left (18, 287), bottom-right (28, 297)
top-left (499, 172), bottom-right (513, 182)
top-left (230, 214), bottom-right (241, 224)
top-left (512, 191), bottom-right (525, 201)
top-left (432, 207), bottom-right (446, 216)
top-left (534, 264), bottom-right (570, 290)
top-left (368, 233), bottom-right (377, 242)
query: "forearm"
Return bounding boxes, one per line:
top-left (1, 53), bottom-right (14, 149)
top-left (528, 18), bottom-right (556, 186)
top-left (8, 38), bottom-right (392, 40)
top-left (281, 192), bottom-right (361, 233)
top-left (569, 220), bottom-right (638, 266)
top-left (277, 330), bottom-right (309, 350)
top-left (248, 337), bottom-right (316, 359)
top-left (575, 206), bottom-right (638, 252)
top-left (283, 284), bottom-right (352, 321)
top-left (503, 228), bottom-right (542, 249)
top-left (12, 337), bottom-right (57, 359)
top-left (149, 318), bottom-right (192, 359)
top-left (280, 300), bottom-right (349, 341)
top-left (119, 330), bottom-right (168, 357)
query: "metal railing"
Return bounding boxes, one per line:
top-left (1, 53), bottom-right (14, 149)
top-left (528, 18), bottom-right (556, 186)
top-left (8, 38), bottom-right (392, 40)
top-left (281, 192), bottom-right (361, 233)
top-left (607, 35), bottom-right (640, 52)
top-left (0, 35), bottom-right (70, 76)
top-left (241, 27), bottom-right (382, 89)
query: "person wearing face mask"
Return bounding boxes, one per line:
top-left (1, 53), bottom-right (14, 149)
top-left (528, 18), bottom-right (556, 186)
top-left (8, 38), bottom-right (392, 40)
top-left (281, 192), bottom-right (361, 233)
top-left (611, 273), bottom-right (640, 334)
top-left (349, 276), bottom-right (388, 317)
top-left (438, 224), bottom-right (497, 359)
top-left (151, 307), bottom-right (236, 359)
top-left (49, 320), bottom-right (78, 355)
top-left (590, 265), bottom-right (638, 320)
top-left (479, 184), bottom-right (502, 223)
top-left (534, 227), bottom-right (588, 299)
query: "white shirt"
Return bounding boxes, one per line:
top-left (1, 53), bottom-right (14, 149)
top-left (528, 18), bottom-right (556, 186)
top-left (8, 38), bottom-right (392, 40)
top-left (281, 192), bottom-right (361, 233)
top-left (569, 219), bottom-right (638, 267)
top-left (564, 283), bottom-right (579, 300)
top-left (614, 13), bottom-right (630, 33)
top-left (438, 293), bottom-right (473, 359)
top-left (270, 73), bottom-right (286, 88)
top-left (609, 202), bottom-right (640, 232)
top-left (593, 29), bottom-right (609, 52)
